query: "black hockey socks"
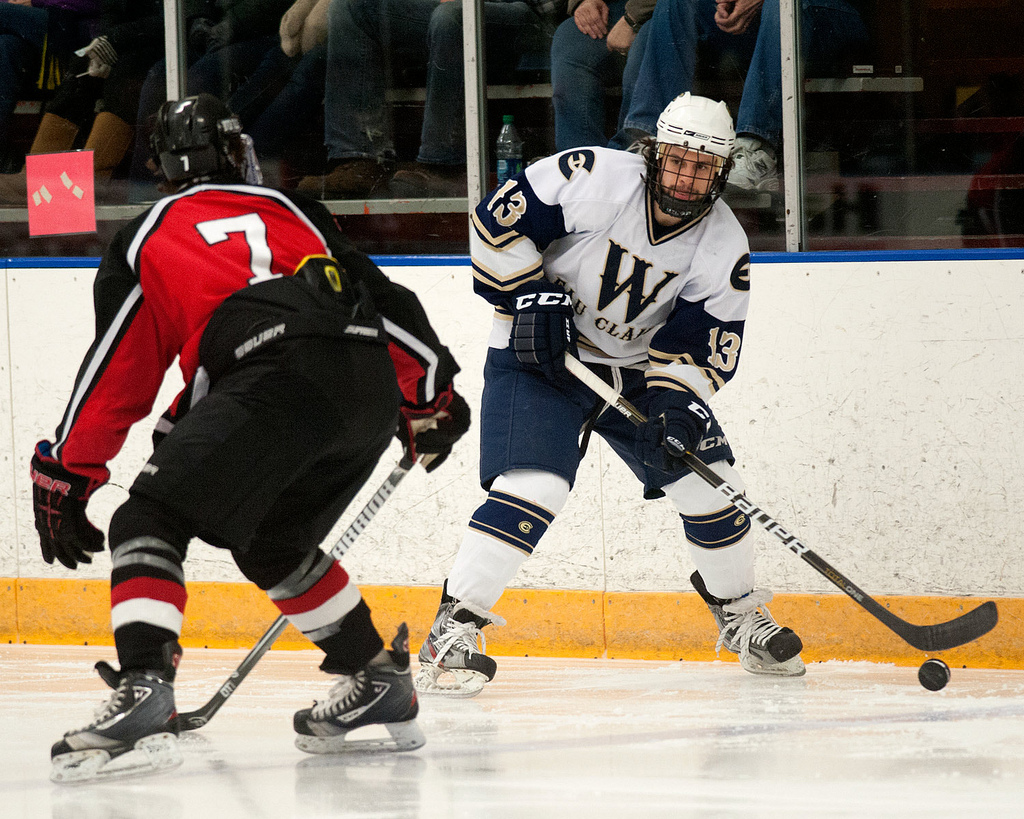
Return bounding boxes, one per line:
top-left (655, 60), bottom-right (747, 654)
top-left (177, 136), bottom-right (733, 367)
top-left (265, 549), bottom-right (384, 674)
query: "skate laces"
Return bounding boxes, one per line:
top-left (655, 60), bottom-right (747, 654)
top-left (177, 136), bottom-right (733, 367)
top-left (434, 615), bottom-right (487, 663)
top-left (311, 671), bottom-right (368, 720)
top-left (72, 676), bottom-right (134, 733)
top-left (716, 590), bottom-right (783, 661)
top-left (431, 604), bottom-right (506, 664)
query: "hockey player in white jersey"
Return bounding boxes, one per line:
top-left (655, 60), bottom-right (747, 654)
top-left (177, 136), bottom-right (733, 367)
top-left (415, 93), bottom-right (806, 697)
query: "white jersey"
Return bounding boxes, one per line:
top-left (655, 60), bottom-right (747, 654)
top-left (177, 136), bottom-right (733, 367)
top-left (470, 147), bottom-right (751, 402)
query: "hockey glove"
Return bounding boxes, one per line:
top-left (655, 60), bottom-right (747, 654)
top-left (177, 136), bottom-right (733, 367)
top-left (509, 280), bottom-right (578, 380)
top-left (635, 388), bottom-right (713, 474)
top-left (74, 36), bottom-right (117, 78)
top-left (397, 385), bottom-right (471, 473)
top-left (30, 441), bottom-right (105, 570)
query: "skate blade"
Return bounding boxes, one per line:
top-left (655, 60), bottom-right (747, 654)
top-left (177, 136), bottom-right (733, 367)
top-left (740, 654), bottom-right (807, 677)
top-left (51, 732), bottom-right (183, 784)
top-left (295, 719), bottom-right (426, 755)
top-left (414, 665), bottom-right (487, 698)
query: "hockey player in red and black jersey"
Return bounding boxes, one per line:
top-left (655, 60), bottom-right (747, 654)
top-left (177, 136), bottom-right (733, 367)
top-left (30, 94), bottom-right (471, 782)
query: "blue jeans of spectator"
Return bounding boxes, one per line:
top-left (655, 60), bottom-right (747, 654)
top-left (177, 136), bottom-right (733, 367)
top-left (609, 0), bottom-right (868, 150)
top-left (325, 0), bottom-right (545, 166)
top-left (0, 4), bottom-right (49, 144)
top-left (230, 44), bottom-right (327, 161)
top-left (550, 0), bottom-right (650, 151)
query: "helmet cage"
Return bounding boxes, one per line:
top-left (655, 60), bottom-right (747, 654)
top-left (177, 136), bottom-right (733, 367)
top-left (645, 93), bottom-right (735, 221)
top-left (643, 141), bottom-right (732, 221)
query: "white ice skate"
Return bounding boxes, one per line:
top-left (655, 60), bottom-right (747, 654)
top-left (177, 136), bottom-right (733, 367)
top-left (415, 597), bottom-right (505, 698)
top-left (691, 571), bottom-right (806, 677)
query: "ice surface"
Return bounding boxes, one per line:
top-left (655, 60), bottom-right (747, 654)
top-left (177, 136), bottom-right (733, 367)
top-left (3, 644), bottom-right (1024, 818)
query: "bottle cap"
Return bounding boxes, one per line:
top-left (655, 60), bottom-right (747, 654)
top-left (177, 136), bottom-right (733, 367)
top-left (503, 114), bottom-right (514, 124)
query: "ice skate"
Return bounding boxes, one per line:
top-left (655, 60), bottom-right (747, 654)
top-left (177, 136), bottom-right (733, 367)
top-left (691, 571), bottom-right (806, 677)
top-left (415, 590), bottom-right (506, 698)
top-left (294, 623), bottom-right (425, 755)
top-left (727, 135), bottom-right (780, 192)
top-left (50, 642), bottom-right (183, 783)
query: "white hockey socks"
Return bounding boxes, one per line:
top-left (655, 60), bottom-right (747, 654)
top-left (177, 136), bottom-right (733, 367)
top-left (447, 470), bottom-right (570, 609)
top-left (664, 460), bottom-right (756, 600)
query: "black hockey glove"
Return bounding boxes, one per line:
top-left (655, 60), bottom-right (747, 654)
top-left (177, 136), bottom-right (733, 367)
top-left (635, 388), bottom-right (713, 474)
top-left (509, 280), bottom-right (578, 381)
top-left (30, 441), bottom-right (104, 570)
top-left (397, 385), bottom-right (472, 473)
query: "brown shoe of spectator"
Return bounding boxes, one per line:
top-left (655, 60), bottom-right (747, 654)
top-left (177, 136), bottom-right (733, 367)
top-left (0, 170), bottom-right (27, 206)
top-left (388, 163), bottom-right (467, 198)
top-left (297, 158), bottom-right (393, 198)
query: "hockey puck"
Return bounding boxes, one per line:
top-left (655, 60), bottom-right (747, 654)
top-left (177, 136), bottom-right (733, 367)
top-left (918, 658), bottom-right (951, 691)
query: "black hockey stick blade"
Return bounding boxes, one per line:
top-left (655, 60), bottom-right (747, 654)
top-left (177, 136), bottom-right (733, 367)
top-left (562, 354), bottom-right (1000, 652)
top-left (678, 451), bottom-right (999, 652)
top-left (799, 548), bottom-right (998, 652)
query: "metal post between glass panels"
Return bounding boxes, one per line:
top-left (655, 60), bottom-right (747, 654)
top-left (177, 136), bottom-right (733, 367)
top-left (779, 0), bottom-right (804, 251)
top-left (164, 0), bottom-right (187, 102)
top-left (463, 0), bottom-right (488, 209)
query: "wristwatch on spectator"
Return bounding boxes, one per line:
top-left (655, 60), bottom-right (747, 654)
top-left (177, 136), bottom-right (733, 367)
top-left (622, 10), bottom-right (644, 33)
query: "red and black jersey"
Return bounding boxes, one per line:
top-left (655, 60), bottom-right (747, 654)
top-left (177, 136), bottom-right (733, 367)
top-left (51, 183), bottom-right (459, 485)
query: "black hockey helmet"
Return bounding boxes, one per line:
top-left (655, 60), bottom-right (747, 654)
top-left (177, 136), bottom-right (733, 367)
top-left (150, 94), bottom-right (262, 189)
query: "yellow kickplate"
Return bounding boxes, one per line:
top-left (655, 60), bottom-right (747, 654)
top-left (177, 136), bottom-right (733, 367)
top-left (4, 579), bottom-right (1019, 668)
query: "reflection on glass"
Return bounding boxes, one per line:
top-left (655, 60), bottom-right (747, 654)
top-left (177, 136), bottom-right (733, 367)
top-left (3, 0), bottom-right (1023, 254)
top-left (802, 0), bottom-right (1024, 249)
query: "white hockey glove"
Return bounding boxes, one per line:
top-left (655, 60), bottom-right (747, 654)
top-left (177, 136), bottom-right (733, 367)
top-left (75, 36), bottom-right (118, 79)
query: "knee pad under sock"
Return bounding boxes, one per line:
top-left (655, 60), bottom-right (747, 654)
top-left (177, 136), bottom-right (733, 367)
top-left (447, 470), bottom-right (569, 609)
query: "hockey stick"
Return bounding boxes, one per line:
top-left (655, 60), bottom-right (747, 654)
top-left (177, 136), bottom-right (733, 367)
top-left (563, 354), bottom-right (998, 652)
top-left (173, 454), bottom-right (427, 731)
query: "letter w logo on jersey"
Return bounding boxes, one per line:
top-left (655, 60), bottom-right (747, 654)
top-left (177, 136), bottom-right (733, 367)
top-left (597, 241), bottom-right (678, 323)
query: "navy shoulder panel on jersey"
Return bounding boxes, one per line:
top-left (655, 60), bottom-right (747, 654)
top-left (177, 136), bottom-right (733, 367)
top-left (474, 174), bottom-right (567, 252)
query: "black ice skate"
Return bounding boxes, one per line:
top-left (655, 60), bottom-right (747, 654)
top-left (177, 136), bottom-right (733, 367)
top-left (415, 586), bottom-right (506, 698)
top-left (294, 623), bottom-right (425, 754)
top-left (50, 641), bottom-right (183, 783)
top-left (691, 571), bottom-right (806, 677)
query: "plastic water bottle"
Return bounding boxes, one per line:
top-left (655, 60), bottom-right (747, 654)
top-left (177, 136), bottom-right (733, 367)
top-left (495, 114), bottom-right (523, 187)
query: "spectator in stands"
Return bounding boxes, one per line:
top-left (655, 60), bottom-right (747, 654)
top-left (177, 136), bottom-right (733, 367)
top-left (0, 0), bottom-right (163, 205)
top-left (127, 0), bottom-right (296, 197)
top-left (0, 0), bottom-right (100, 173)
top-left (299, 0), bottom-right (555, 200)
top-left (609, 0), bottom-right (869, 191)
top-left (225, 0), bottom-right (331, 188)
top-left (958, 73), bottom-right (1024, 245)
top-left (550, 0), bottom-right (653, 151)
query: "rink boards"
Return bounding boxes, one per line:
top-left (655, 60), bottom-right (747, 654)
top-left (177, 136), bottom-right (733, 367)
top-left (1, 252), bottom-right (1022, 666)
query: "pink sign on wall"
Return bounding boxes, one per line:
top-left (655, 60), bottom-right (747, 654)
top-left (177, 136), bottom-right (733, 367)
top-left (25, 151), bottom-right (97, 237)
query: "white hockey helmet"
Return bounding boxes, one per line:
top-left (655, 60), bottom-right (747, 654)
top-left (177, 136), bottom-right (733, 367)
top-left (645, 93), bottom-right (735, 221)
top-left (656, 92), bottom-right (736, 159)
